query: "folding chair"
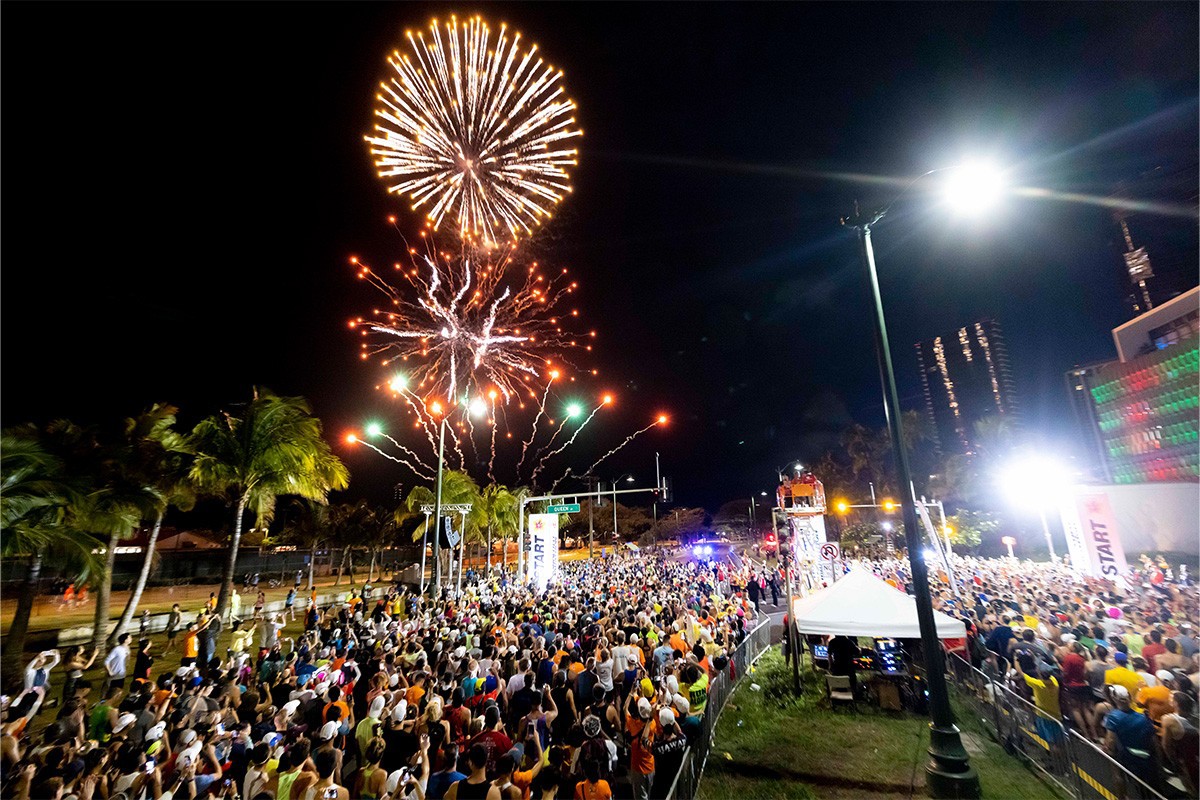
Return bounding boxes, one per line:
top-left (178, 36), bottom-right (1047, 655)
top-left (826, 674), bottom-right (856, 711)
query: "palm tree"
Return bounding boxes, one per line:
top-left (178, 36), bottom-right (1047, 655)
top-left (281, 498), bottom-right (333, 591)
top-left (39, 420), bottom-right (162, 657)
top-left (329, 500), bottom-right (377, 586)
top-left (494, 486), bottom-right (525, 570)
top-left (109, 404), bottom-right (196, 647)
top-left (190, 388), bottom-right (349, 617)
top-left (280, 496), bottom-right (333, 592)
top-left (480, 485), bottom-right (509, 572)
top-left (0, 428), bottom-right (97, 687)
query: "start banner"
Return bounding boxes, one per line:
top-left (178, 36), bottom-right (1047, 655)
top-left (528, 513), bottom-right (560, 589)
top-left (1060, 489), bottom-right (1129, 579)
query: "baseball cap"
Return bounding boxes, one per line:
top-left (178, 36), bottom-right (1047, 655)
top-left (281, 699), bottom-right (301, 718)
top-left (392, 700), bottom-right (409, 722)
top-left (319, 721), bottom-right (339, 741)
top-left (178, 729), bottom-right (198, 746)
top-left (113, 713), bottom-right (137, 734)
top-left (658, 708), bottom-right (676, 728)
top-left (641, 678), bottom-right (656, 699)
top-left (1114, 652), bottom-right (1128, 665)
top-left (637, 698), bottom-right (653, 720)
top-left (1155, 669), bottom-right (1174, 684)
top-left (369, 696), bottom-right (386, 719)
top-left (672, 694), bottom-right (690, 714)
top-left (146, 722), bottom-right (167, 742)
top-left (1110, 685), bottom-right (1130, 701)
top-left (385, 770), bottom-right (406, 795)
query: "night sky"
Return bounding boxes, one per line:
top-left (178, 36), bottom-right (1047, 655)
top-left (3, 2), bottom-right (1197, 510)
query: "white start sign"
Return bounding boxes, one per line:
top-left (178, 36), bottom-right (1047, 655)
top-left (528, 513), bottom-right (560, 589)
top-left (1060, 489), bottom-right (1130, 579)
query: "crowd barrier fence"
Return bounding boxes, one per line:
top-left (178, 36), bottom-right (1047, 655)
top-left (947, 653), bottom-right (1168, 800)
top-left (664, 612), bottom-right (772, 800)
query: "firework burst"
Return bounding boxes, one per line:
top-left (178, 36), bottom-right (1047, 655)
top-left (366, 14), bottom-right (582, 245)
top-left (349, 232), bottom-right (593, 405)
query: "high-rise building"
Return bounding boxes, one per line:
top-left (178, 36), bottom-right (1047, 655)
top-left (914, 318), bottom-right (1019, 456)
top-left (1067, 286), bottom-right (1200, 484)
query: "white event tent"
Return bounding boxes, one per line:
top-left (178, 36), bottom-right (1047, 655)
top-left (791, 569), bottom-right (966, 639)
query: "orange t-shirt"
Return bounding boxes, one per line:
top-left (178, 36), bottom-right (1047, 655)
top-left (625, 714), bottom-right (655, 775)
top-left (406, 686), bottom-right (426, 709)
top-left (183, 631), bottom-right (199, 659)
top-left (574, 780), bottom-right (613, 800)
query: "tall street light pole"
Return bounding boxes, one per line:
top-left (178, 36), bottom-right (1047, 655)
top-left (431, 413), bottom-right (447, 597)
top-left (846, 205), bottom-right (980, 798)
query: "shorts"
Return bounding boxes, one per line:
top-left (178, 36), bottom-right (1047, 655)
top-left (167, 629), bottom-right (178, 641)
top-left (1034, 715), bottom-right (1063, 744)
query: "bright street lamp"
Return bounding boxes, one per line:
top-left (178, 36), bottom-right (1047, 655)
top-left (841, 165), bottom-right (997, 798)
top-left (1000, 455), bottom-right (1072, 560)
top-left (942, 162), bottom-right (1006, 216)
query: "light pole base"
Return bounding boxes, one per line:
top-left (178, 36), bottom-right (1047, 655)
top-left (925, 724), bottom-right (981, 799)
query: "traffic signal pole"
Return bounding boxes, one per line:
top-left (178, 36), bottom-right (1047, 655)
top-left (775, 508), bottom-right (802, 695)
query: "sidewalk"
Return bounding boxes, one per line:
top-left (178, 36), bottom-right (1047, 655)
top-left (0, 573), bottom-right (383, 637)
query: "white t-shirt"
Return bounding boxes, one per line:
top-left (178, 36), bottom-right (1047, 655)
top-left (612, 646), bottom-right (629, 675)
top-left (595, 660), bottom-right (614, 692)
top-left (106, 645), bottom-right (130, 678)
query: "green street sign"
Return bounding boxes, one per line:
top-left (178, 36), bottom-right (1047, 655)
top-left (546, 503), bottom-right (580, 514)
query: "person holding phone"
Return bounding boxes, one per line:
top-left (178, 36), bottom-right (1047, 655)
top-left (305, 748), bottom-right (349, 800)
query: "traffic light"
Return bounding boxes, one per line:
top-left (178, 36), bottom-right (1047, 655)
top-left (834, 499), bottom-right (849, 514)
top-left (661, 477), bottom-right (673, 504)
top-left (882, 499), bottom-right (896, 513)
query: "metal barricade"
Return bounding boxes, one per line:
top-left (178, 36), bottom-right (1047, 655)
top-left (665, 612), bottom-right (770, 800)
top-left (1068, 731), bottom-right (1166, 800)
top-left (945, 654), bottom-right (1168, 800)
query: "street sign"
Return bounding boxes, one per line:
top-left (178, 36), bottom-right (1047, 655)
top-left (819, 542), bottom-right (840, 561)
top-left (546, 503), bottom-right (580, 514)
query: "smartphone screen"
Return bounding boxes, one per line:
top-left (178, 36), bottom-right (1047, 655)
top-left (145, 759), bottom-right (156, 773)
top-left (216, 723), bottom-right (225, 735)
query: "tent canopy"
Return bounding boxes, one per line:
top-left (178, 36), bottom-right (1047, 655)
top-left (791, 569), bottom-right (966, 639)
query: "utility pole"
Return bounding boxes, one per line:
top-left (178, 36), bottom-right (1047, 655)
top-left (588, 475), bottom-right (596, 559)
top-left (775, 509), bottom-right (802, 695)
top-left (612, 481), bottom-right (618, 541)
top-left (431, 417), bottom-right (446, 597)
top-left (653, 452), bottom-right (662, 542)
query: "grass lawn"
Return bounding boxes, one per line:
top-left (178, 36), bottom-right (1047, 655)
top-left (698, 648), bottom-right (1067, 800)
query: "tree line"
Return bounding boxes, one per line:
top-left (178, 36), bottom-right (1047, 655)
top-left (1, 388), bottom-right (346, 685)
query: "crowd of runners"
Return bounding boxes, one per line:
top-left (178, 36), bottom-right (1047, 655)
top-left (1, 549), bottom-right (761, 800)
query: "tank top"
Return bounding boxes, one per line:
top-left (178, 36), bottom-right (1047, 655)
top-left (276, 768), bottom-right (301, 800)
top-left (453, 777), bottom-right (491, 799)
top-left (358, 765), bottom-right (380, 800)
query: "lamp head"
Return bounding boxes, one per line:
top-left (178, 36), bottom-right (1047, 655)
top-left (943, 162), bottom-right (1005, 216)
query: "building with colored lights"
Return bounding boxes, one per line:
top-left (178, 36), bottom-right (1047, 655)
top-left (914, 317), bottom-right (1019, 456)
top-left (1067, 286), bottom-right (1200, 484)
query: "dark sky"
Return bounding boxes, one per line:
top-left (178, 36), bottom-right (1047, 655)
top-left (3, 2), bottom-right (1197, 511)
